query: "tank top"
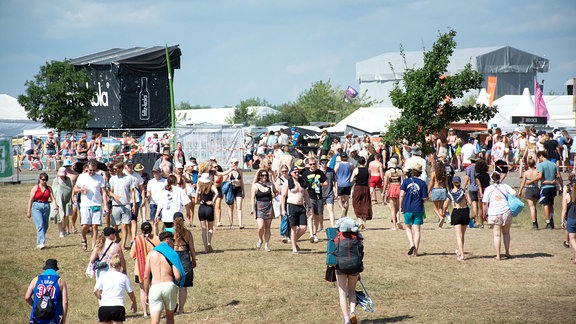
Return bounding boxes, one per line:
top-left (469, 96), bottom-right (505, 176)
top-left (355, 167), bottom-right (369, 187)
top-left (34, 185), bottom-right (51, 202)
top-left (30, 271), bottom-right (62, 323)
top-left (199, 191), bottom-right (214, 204)
top-left (336, 161), bottom-right (353, 187)
top-left (567, 201), bottom-right (576, 219)
top-left (255, 184), bottom-right (273, 202)
top-left (389, 168), bottom-right (402, 183)
top-left (46, 139), bottom-right (56, 150)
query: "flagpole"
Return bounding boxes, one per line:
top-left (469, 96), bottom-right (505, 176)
top-left (165, 44), bottom-right (175, 148)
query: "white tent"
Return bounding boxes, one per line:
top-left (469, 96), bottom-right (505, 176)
top-left (327, 107), bottom-right (401, 134)
top-left (0, 94), bottom-right (45, 136)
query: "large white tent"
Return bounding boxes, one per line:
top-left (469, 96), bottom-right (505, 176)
top-left (0, 94), bottom-right (44, 137)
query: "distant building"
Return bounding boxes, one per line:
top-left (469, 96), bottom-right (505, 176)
top-left (356, 46), bottom-right (548, 105)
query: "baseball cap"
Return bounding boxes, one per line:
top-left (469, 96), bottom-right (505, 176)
top-left (230, 158), bottom-right (239, 164)
top-left (102, 227), bottom-right (117, 237)
top-left (175, 162), bottom-right (183, 169)
top-left (125, 159), bottom-right (134, 165)
top-left (452, 175), bottom-right (462, 183)
top-left (57, 167), bottom-right (67, 176)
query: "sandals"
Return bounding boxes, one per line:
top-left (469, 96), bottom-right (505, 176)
top-left (81, 240), bottom-right (87, 250)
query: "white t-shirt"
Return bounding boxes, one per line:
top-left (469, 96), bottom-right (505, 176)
top-left (76, 173), bottom-right (105, 207)
top-left (94, 269), bottom-right (133, 307)
top-left (157, 186), bottom-right (191, 222)
top-left (109, 174), bottom-right (135, 205)
top-left (461, 143), bottom-right (477, 164)
top-left (482, 183), bottom-right (516, 215)
top-left (491, 142), bottom-right (506, 161)
top-left (147, 178), bottom-right (167, 204)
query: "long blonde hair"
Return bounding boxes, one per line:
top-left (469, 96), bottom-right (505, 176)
top-left (109, 253), bottom-right (121, 270)
top-left (95, 232), bottom-right (106, 251)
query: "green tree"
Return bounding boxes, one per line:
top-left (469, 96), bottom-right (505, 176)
top-left (227, 97), bottom-right (270, 125)
top-left (384, 29), bottom-right (496, 151)
top-left (18, 60), bottom-right (94, 131)
top-left (295, 80), bottom-right (379, 123)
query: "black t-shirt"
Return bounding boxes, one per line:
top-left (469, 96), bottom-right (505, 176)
top-left (476, 173), bottom-right (491, 193)
top-left (543, 140), bottom-right (560, 160)
top-left (301, 168), bottom-right (327, 199)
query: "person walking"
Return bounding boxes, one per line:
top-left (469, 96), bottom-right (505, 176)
top-left (155, 175), bottom-right (191, 231)
top-left (482, 172), bottom-right (516, 260)
top-left (281, 161), bottom-right (311, 254)
top-left (320, 155), bottom-right (337, 228)
top-left (25, 259), bottom-right (68, 324)
top-left (108, 161), bottom-right (137, 249)
top-left (93, 253), bottom-right (137, 323)
top-left (251, 169), bottom-right (278, 252)
top-left (87, 227), bottom-right (126, 279)
top-left (224, 158), bottom-right (245, 228)
top-left (517, 156), bottom-right (540, 229)
top-left (196, 173), bottom-right (218, 253)
top-left (528, 151), bottom-right (562, 229)
top-left (443, 176), bottom-right (471, 260)
top-left (383, 157), bottom-right (404, 230)
top-left (561, 175), bottom-right (576, 264)
top-left (172, 212), bottom-right (197, 315)
top-left (27, 173), bottom-right (57, 249)
top-left (463, 154), bottom-right (480, 227)
top-left (144, 231), bottom-right (186, 324)
top-left (130, 222), bottom-right (160, 318)
top-left (428, 159), bottom-right (448, 228)
top-left (301, 156), bottom-right (328, 241)
top-left (52, 167), bottom-right (73, 238)
top-left (351, 157), bottom-right (372, 230)
top-left (399, 164), bottom-right (428, 257)
top-left (334, 152), bottom-right (354, 217)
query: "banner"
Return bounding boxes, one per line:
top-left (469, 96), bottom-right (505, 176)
top-left (487, 76), bottom-right (497, 107)
top-left (0, 137), bottom-right (16, 182)
top-left (534, 79), bottom-right (550, 121)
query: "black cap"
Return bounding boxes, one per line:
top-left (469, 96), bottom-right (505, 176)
top-left (340, 152), bottom-right (348, 158)
top-left (102, 226), bottom-right (117, 237)
top-left (43, 259), bottom-right (59, 271)
top-left (125, 159), bottom-right (134, 165)
top-left (141, 222), bottom-right (153, 233)
top-left (173, 211), bottom-right (184, 219)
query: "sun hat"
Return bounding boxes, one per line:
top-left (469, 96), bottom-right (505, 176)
top-left (469, 154), bottom-right (479, 162)
top-left (412, 163), bottom-right (423, 172)
top-left (62, 159), bottom-right (72, 167)
top-left (199, 172), bottom-right (211, 183)
top-left (335, 217), bottom-right (359, 233)
top-left (294, 159), bottom-right (305, 170)
top-left (57, 167), bottom-right (67, 176)
top-left (134, 163), bottom-right (144, 171)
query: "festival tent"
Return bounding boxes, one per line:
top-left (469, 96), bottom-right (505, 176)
top-left (0, 94), bottom-right (45, 137)
top-left (326, 107), bottom-right (401, 135)
top-left (357, 46), bottom-right (548, 105)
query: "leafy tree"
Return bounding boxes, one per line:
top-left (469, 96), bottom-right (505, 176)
top-left (384, 29), bottom-right (496, 151)
top-left (227, 97), bottom-right (270, 125)
top-left (18, 60), bottom-right (94, 131)
top-left (295, 80), bottom-right (379, 123)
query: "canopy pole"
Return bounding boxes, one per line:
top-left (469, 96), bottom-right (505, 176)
top-left (165, 44), bottom-right (176, 149)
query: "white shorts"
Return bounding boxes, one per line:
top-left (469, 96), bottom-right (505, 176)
top-left (111, 204), bottom-right (132, 225)
top-left (149, 282), bottom-right (178, 313)
top-left (81, 205), bottom-right (102, 225)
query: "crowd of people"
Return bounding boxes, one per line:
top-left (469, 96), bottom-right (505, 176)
top-left (24, 125), bottom-right (576, 324)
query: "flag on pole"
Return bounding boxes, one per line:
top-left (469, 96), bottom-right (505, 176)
top-left (345, 86), bottom-right (359, 99)
top-left (534, 78), bottom-right (549, 121)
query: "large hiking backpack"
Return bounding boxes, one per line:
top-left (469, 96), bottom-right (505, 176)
top-left (333, 231), bottom-right (364, 274)
top-left (33, 285), bottom-right (55, 320)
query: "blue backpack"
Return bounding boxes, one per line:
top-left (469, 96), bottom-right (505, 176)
top-left (221, 181), bottom-right (235, 205)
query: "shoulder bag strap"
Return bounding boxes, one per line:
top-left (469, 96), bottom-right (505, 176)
top-left (145, 237), bottom-right (156, 247)
top-left (98, 242), bottom-right (114, 262)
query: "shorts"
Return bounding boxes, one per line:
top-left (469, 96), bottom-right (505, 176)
top-left (494, 160), bottom-right (509, 174)
top-left (111, 204), bottom-right (132, 225)
top-left (468, 190), bottom-right (479, 202)
top-left (450, 207), bottom-right (470, 226)
top-left (287, 203), bottom-right (307, 227)
top-left (46, 149), bottom-right (57, 156)
top-left (131, 202), bottom-right (140, 221)
top-left (186, 186), bottom-right (196, 197)
top-left (198, 204), bottom-right (214, 222)
top-left (310, 198), bottom-right (324, 215)
top-left (525, 187), bottom-right (540, 200)
top-left (25, 149), bottom-right (34, 155)
top-left (539, 187), bottom-right (556, 206)
top-left (431, 188), bottom-right (447, 201)
top-left (232, 186), bottom-right (243, 197)
top-left (98, 305), bottom-right (126, 323)
top-left (149, 204), bottom-right (158, 221)
top-left (323, 195), bottom-right (334, 205)
top-left (216, 186), bottom-right (223, 199)
top-left (487, 210), bottom-right (513, 226)
top-left (403, 212), bottom-right (424, 225)
top-left (386, 183), bottom-right (401, 199)
top-left (148, 282), bottom-right (178, 313)
top-left (369, 176), bottom-right (383, 188)
top-left (566, 217), bottom-right (576, 234)
top-left (81, 205), bottom-right (102, 225)
top-left (338, 186), bottom-right (352, 196)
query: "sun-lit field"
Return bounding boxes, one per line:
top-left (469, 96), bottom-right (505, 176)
top-left (1, 175), bottom-right (575, 323)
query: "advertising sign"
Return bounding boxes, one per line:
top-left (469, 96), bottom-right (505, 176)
top-left (0, 137), bottom-right (16, 182)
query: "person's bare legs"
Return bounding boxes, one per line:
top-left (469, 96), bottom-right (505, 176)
top-left (336, 273), bottom-right (358, 323)
top-left (201, 220), bottom-right (209, 252)
top-left (502, 222), bottom-right (511, 257)
top-left (339, 195), bottom-right (350, 217)
top-left (70, 206), bottom-right (78, 233)
top-left (326, 203), bottom-right (335, 227)
top-left (236, 196), bottom-right (243, 228)
top-left (527, 199), bottom-right (538, 225)
top-left (138, 283), bottom-right (148, 317)
top-left (150, 310), bottom-right (161, 324)
top-left (228, 203), bottom-right (234, 227)
top-left (256, 218), bottom-right (265, 246)
top-left (569, 233), bottom-right (576, 264)
top-left (412, 225), bottom-right (421, 256)
top-left (122, 223), bottom-right (130, 249)
top-left (90, 224), bottom-right (99, 250)
top-left (264, 219), bottom-right (272, 250)
top-left (165, 309), bottom-right (175, 324)
top-left (178, 288), bottom-right (187, 315)
top-left (214, 197), bottom-right (222, 226)
top-left (291, 225), bottom-right (307, 253)
top-left (388, 198), bottom-right (399, 229)
top-left (433, 201), bottom-right (444, 221)
top-left (454, 224), bottom-right (466, 260)
top-left (492, 224), bottom-right (502, 260)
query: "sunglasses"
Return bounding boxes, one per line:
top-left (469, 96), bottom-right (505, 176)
top-left (88, 169), bottom-right (97, 172)
top-left (40, 178), bottom-right (48, 181)
top-left (260, 174), bottom-right (269, 177)
top-left (309, 163), bottom-right (316, 166)
top-left (281, 170), bottom-right (288, 173)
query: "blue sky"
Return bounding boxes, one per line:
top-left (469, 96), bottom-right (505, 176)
top-left (1, 0), bottom-right (575, 108)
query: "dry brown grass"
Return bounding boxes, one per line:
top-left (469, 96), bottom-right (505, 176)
top-left (2, 178), bottom-right (576, 323)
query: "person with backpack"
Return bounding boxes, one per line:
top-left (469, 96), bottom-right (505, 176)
top-left (333, 217), bottom-right (364, 324)
top-left (25, 259), bottom-right (68, 324)
top-left (399, 164), bottom-right (429, 257)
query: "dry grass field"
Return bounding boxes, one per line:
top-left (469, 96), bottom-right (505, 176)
top-left (1, 175), bottom-right (576, 323)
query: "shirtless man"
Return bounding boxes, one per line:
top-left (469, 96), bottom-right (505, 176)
top-left (368, 153), bottom-right (385, 204)
top-left (144, 231), bottom-right (183, 324)
top-left (153, 147), bottom-right (173, 178)
top-left (281, 162), bottom-right (312, 254)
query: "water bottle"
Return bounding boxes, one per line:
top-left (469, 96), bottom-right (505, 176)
top-left (469, 217), bottom-right (475, 228)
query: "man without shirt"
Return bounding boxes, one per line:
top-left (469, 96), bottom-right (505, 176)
top-left (281, 164), bottom-right (312, 254)
top-left (144, 231), bottom-right (182, 324)
top-left (109, 161), bottom-right (136, 249)
top-left (368, 153), bottom-right (385, 204)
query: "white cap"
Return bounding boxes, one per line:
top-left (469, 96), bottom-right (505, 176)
top-left (230, 158), bottom-right (239, 164)
top-left (175, 162), bottom-right (183, 169)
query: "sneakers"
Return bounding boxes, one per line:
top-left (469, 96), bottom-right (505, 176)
top-left (37, 244), bottom-right (45, 249)
top-left (545, 222), bottom-right (552, 229)
top-left (309, 235), bottom-right (315, 243)
top-left (563, 241), bottom-right (570, 248)
top-left (438, 217), bottom-right (445, 228)
top-left (281, 237), bottom-right (288, 244)
top-left (532, 222), bottom-right (539, 230)
top-left (256, 241), bottom-right (262, 249)
top-left (313, 235), bottom-right (319, 243)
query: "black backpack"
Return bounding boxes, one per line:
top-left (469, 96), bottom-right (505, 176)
top-left (334, 231), bottom-right (364, 274)
top-left (33, 284), bottom-right (55, 320)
